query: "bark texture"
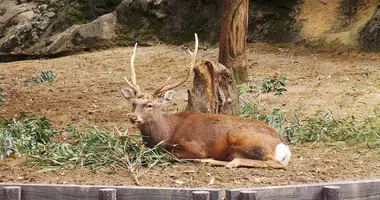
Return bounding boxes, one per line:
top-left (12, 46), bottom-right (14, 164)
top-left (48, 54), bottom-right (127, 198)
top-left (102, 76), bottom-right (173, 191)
top-left (186, 60), bottom-right (238, 115)
top-left (218, 0), bottom-right (249, 84)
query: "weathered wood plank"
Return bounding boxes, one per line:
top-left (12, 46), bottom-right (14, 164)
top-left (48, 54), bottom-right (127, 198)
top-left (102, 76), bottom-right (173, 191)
top-left (322, 186), bottom-right (340, 200)
top-left (239, 191), bottom-right (257, 200)
top-left (226, 179), bottom-right (380, 200)
top-left (115, 187), bottom-right (219, 200)
top-left (2, 179), bottom-right (380, 200)
top-left (3, 186), bottom-right (21, 200)
top-left (192, 191), bottom-right (210, 200)
top-left (0, 183), bottom-right (221, 200)
top-left (99, 188), bottom-right (116, 200)
top-left (1, 184), bottom-right (98, 200)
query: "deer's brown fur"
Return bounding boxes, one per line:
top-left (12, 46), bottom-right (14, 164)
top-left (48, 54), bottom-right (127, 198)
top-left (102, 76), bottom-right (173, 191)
top-left (120, 34), bottom-right (291, 168)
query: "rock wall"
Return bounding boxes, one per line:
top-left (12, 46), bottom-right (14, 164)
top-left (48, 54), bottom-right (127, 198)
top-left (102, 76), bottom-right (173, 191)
top-left (114, 0), bottom-right (302, 45)
top-left (359, 6), bottom-right (380, 52)
top-left (115, 0), bottom-right (222, 45)
top-left (296, 0), bottom-right (378, 49)
top-left (0, 0), bottom-right (379, 57)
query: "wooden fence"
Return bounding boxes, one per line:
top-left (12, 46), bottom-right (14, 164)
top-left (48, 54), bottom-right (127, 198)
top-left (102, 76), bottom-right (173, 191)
top-left (227, 179), bottom-right (380, 200)
top-left (2, 179), bottom-right (380, 200)
top-left (0, 183), bottom-right (221, 200)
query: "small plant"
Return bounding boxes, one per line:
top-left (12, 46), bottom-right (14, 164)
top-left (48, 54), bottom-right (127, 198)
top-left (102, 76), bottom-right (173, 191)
top-left (238, 74), bottom-right (288, 98)
top-left (0, 115), bottom-right (56, 159)
top-left (0, 114), bottom-right (178, 185)
top-left (260, 74), bottom-right (288, 95)
top-left (238, 91), bottom-right (380, 149)
top-left (239, 100), bottom-right (295, 140)
top-left (28, 126), bottom-right (178, 185)
top-left (291, 109), bottom-right (380, 147)
top-left (71, 8), bottom-right (85, 24)
top-left (263, 108), bottom-right (290, 138)
top-left (25, 71), bottom-right (56, 83)
top-left (239, 98), bottom-right (262, 119)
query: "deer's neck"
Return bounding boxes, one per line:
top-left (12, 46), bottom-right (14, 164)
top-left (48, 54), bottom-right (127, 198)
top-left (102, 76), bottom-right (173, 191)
top-left (139, 114), bottom-right (176, 148)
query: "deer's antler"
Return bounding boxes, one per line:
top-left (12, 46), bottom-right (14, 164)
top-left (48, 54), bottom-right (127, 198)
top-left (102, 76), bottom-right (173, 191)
top-left (124, 43), bottom-right (142, 96)
top-left (153, 33), bottom-right (199, 96)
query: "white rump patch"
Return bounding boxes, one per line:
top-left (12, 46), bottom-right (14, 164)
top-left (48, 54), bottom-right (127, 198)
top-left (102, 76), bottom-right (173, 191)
top-left (275, 143), bottom-right (291, 165)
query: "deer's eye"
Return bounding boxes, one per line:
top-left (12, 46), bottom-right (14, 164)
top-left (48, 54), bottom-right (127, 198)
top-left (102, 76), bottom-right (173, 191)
top-left (146, 104), bottom-right (153, 109)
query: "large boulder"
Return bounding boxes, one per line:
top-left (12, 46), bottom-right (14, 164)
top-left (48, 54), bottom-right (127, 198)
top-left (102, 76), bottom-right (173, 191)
top-left (359, 6), bottom-right (380, 52)
top-left (0, 0), bottom-right (119, 55)
top-left (29, 12), bottom-right (117, 55)
top-left (0, 1), bottom-right (38, 54)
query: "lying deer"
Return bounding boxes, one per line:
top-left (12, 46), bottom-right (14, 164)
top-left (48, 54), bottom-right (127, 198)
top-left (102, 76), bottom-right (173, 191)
top-left (120, 34), bottom-right (291, 168)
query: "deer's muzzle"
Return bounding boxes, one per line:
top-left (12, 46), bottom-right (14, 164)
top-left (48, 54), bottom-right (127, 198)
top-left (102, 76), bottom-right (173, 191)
top-left (129, 115), bottom-right (143, 124)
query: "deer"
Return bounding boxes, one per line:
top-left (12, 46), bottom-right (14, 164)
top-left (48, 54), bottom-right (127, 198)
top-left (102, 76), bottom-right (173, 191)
top-left (120, 34), bottom-right (291, 169)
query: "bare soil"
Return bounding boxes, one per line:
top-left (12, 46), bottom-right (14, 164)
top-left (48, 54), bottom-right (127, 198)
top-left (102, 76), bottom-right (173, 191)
top-left (0, 43), bottom-right (379, 188)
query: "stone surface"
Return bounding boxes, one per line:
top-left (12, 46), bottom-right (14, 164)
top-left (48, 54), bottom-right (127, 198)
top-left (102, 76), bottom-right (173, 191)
top-left (45, 11), bottom-right (56, 18)
top-left (359, 7), bottom-right (380, 52)
top-left (0, 0), bottom-right (379, 56)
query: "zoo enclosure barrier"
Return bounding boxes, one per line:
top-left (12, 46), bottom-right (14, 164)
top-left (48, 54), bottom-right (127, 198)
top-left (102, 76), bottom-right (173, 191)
top-left (0, 184), bottom-right (220, 200)
top-left (1, 179), bottom-right (380, 200)
top-left (227, 179), bottom-right (380, 200)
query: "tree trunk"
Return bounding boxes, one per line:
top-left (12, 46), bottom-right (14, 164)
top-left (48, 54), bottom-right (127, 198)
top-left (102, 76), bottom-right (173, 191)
top-left (218, 0), bottom-right (249, 84)
top-left (186, 60), bottom-right (238, 115)
top-left (187, 0), bottom-right (247, 115)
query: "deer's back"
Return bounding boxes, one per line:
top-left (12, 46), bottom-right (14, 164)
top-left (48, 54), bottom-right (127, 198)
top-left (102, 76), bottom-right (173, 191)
top-left (167, 112), bottom-right (281, 137)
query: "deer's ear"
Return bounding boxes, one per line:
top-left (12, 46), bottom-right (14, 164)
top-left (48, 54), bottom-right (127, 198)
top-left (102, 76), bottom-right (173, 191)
top-left (162, 90), bottom-right (176, 103)
top-left (120, 88), bottom-right (135, 102)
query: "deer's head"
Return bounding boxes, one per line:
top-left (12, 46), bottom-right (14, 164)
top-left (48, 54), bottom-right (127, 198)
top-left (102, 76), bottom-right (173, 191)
top-left (120, 34), bottom-right (198, 125)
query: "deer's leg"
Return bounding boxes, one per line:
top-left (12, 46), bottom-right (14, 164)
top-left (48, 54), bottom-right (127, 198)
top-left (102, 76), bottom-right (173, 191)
top-left (265, 154), bottom-right (288, 168)
top-left (225, 157), bottom-right (285, 169)
top-left (183, 152), bottom-right (285, 168)
top-left (222, 150), bottom-right (285, 169)
top-left (182, 158), bottom-right (231, 166)
top-left (183, 157), bottom-right (285, 169)
top-left (170, 140), bottom-right (207, 159)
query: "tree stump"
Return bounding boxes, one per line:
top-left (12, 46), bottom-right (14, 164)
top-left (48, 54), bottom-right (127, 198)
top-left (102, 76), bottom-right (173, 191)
top-left (186, 60), bottom-right (238, 115)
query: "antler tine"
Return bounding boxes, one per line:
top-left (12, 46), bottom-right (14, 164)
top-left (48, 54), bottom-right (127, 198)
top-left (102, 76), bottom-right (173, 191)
top-left (131, 43), bottom-right (138, 85)
top-left (153, 77), bottom-right (172, 94)
top-left (124, 43), bottom-right (142, 95)
top-left (153, 33), bottom-right (199, 96)
top-left (123, 77), bottom-right (140, 92)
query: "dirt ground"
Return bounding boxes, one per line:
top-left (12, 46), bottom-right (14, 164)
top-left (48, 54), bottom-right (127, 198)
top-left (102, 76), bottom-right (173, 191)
top-left (0, 43), bottom-right (379, 188)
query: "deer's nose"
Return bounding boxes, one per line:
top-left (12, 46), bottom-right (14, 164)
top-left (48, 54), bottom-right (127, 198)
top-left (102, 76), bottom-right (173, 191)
top-left (129, 115), bottom-right (143, 124)
top-left (130, 116), bottom-right (138, 124)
